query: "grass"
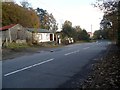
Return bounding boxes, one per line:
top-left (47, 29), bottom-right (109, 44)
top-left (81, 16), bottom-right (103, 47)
top-left (89, 40), bottom-right (97, 42)
top-left (5, 40), bottom-right (96, 50)
top-left (37, 42), bottom-right (63, 48)
top-left (6, 42), bottom-right (29, 49)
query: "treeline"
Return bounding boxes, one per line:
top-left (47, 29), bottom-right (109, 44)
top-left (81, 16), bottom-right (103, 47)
top-left (93, 29), bottom-right (109, 40)
top-left (2, 2), bottom-right (57, 30)
top-left (61, 20), bottom-right (90, 43)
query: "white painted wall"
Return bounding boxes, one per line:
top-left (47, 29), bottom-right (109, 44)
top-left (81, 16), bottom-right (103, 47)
top-left (35, 33), bottom-right (51, 42)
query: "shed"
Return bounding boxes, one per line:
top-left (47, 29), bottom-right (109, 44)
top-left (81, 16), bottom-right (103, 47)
top-left (26, 28), bottom-right (55, 43)
top-left (0, 24), bottom-right (27, 46)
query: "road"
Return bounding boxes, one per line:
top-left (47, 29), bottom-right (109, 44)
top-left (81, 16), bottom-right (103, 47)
top-left (2, 40), bottom-right (111, 88)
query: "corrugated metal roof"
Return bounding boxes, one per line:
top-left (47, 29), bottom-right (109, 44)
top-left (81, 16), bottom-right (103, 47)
top-left (26, 28), bottom-right (53, 33)
top-left (0, 24), bottom-right (16, 31)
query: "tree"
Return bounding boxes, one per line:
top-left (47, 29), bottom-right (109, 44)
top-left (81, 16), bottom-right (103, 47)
top-left (61, 21), bottom-right (90, 42)
top-left (93, 0), bottom-right (120, 45)
top-left (2, 2), bottom-right (40, 28)
top-left (74, 25), bottom-right (82, 32)
top-left (93, 0), bottom-right (118, 15)
top-left (36, 8), bottom-right (47, 29)
top-left (73, 26), bottom-right (82, 41)
top-left (117, 1), bottom-right (120, 45)
top-left (49, 13), bottom-right (58, 32)
top-left (20, 0), bottom-right (31, 9)
top-left (93, 30), bottom-right (109, 40)
top-left (78, 29), bottom-right (90, 41)
top-left (103, 12), bottom-right (118, 41)
top-left (36, 8), bottom-right (58, 31)
top-left (62, 20), bottom-right (74, 38)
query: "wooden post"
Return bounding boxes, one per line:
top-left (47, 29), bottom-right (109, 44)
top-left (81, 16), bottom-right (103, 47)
top-left (5, 38), bottom-right (8, 46)
top-left (8, 29), bottom-right (12, 43)
top-left (52, 33), bottom-right (54, 41)
top-left (56, 34), bottom-right (58, 44)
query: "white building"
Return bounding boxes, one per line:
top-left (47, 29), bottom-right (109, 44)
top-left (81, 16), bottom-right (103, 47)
top-left (88, 32), bottom-right (93, 38)
top-left (26, 28), bottom-right (54, 43)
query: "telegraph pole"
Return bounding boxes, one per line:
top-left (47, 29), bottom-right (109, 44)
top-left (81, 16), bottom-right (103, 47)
top-left (91, 24), bottom-right (92, 33)
top-left (91, 24), bottom-right (93, 38)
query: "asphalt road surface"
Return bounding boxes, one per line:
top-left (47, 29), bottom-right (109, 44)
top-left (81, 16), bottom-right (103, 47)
top-left (2, 40), bottom-right (111, 88)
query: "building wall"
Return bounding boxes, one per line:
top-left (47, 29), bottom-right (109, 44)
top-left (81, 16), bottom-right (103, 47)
top-left (88, 32), bottom-right (93, 38)
top-left (1, 30), bottom-right (8, 41)
top-left (10, 24), bottom-right (26, 41)
top-left (26, 30), bottom-right (55, 43)
top-left (37, 33), bottom-right (51, 42)
top-left (26, 30), bottom-right (32, 40)
top-left (1, 24), bottom-right (27, 47)
top-left (1, 24), bottom-right (27, 42)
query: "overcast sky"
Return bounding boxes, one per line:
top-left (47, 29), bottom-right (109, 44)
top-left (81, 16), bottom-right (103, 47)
top-left (15, 0), bottom-right (104, 32)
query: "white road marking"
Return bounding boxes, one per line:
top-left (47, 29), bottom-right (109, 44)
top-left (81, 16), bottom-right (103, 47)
top-left (108, 42), bottom-right (111, 44)
top-left (83, 47), bottom-right (90, 50)
top-left (64, 50), bottom-right (80, 56)
top-left (65, 46), bottom-right (91, 56)
top-left (4, 58), bottom-right (54, 77)
top-left (65, 47), bottom-right (90, 56)
top-left (64, 52), bottom-right (74, 56)
top-left (75, 50), bottom-right (80, 53)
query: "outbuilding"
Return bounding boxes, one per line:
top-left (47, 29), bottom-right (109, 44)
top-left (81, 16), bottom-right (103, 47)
top-left (0, 24), bottom-right (27, 46)
top-left (26, 28), bottom-right (55, 43)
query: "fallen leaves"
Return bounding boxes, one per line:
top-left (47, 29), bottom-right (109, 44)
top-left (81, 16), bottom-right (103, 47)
top-left (81, 44), bottom-right (120, 88)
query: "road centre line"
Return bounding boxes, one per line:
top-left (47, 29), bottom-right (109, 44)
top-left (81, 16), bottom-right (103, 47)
top-left (4, 58), bottom-right (54, 77)
top-left (83, 47), bottom-right (90, 50)
top-left (108, 42), bottom-right (111, 44)
top-left (64, 50), bottom-right (79, 56)
top-left (64, 52), bottom-right (74, 56)
top-left (97, 42), bottom-right (101, 45)
top-left (65, 46), bottom-right (90, 56)
top-left (65, 46), bottom-right (91, 56)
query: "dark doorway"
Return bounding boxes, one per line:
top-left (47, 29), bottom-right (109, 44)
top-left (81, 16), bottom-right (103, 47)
top-left (50, 34), bottom-right (53, 41)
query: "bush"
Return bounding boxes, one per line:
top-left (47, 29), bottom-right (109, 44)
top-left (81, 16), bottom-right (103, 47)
top-left (61, 39), bottom-right (69, 45)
